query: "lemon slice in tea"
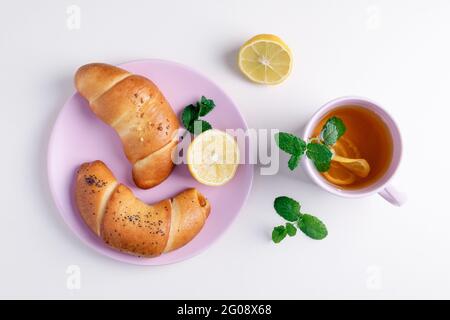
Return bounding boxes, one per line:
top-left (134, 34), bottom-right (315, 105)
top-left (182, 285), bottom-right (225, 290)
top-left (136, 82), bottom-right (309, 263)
top-left (323, 162), bottom-right (357, 186)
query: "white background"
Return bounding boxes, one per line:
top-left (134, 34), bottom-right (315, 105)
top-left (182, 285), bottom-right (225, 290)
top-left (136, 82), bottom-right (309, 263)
top-left (1, 0), bottom-right (449, 299)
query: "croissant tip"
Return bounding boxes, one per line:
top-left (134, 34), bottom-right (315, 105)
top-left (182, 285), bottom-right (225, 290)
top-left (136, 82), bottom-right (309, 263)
top-left (195, 190), bottom-right (211, 217)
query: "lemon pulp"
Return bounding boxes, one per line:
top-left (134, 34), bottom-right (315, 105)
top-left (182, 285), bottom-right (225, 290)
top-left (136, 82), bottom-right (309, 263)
top-left (238, 34), bottom-right (293, 85)
top-left (187, 129), bottom-right (239, 186)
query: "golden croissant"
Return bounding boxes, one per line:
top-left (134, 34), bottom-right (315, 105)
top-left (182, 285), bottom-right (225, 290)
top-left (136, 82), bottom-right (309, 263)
top-left (75, 161), bottom-right (210, 257)
top-left (75, 63), bottom-right (180, 189)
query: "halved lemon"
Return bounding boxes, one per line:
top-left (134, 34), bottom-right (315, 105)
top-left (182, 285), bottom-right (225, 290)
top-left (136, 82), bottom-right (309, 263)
top-left (187, 129), bottom-right (240, 186)
top-left (238, 34), bottom-right (293, 85)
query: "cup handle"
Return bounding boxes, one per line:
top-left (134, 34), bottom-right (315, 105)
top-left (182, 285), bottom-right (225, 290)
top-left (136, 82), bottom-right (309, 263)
top-left (378, 184), bottom-right (407, 206)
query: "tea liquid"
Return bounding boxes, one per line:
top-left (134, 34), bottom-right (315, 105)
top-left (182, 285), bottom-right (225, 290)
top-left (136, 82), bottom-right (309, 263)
top-left (311, 106), bottom-right (393, 189)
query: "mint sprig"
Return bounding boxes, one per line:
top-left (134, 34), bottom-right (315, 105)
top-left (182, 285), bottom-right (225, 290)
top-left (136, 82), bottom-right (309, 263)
top-left (181, 96), bottom-right (215, 134)
top-left (275, 116), bottom-right (346, 172)
top-left (272, 196), bottom-right (328, 243)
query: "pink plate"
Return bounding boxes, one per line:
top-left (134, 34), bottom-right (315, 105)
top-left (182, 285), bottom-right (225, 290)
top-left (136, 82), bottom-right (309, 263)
top-left (47, 59), bottom-right (253, 265)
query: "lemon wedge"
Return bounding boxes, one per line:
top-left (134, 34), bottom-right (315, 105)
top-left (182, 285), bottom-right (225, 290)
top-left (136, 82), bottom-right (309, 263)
top-left (331, 138), bottom-right (370, 178)
top-left (333, 137), bottom-right (361, 158)
top-left (238, 34), bottom-right (293, 85)
top-left (332, 155), bottom-right (370, 178)
top-left (187, 129), bottom-right (240, 186)
top-left (323, 162), bottom-right (357, 186)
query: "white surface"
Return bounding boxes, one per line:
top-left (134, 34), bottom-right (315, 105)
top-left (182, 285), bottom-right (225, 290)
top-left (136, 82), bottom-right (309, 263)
top-left (1, 0), bottom-right (449, 299)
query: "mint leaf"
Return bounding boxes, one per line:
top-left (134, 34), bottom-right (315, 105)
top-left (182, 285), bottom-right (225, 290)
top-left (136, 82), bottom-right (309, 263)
top-left (321, 122), bottom-right (338, 146)
top-left (181, 104), bottom-right (199, 129)
top-left (182, 96), bottom-right (216, 133)
top-left (306, 143), bottom-right (332, 172)
top-left (188, 120), bottom-right (212, 134)
top-left (321, 117), bottom-right (346, 146)
top-left (198, 96), bottom-right (215, 116)
top-left (274, 196), bottom-right (301, 222)
top-left (286, 223), bottom-right (297, 237)
top-left (293, 138), bottom-right (306, 155)
top-left (288, 154), bottom-right (300, 170)
top-left (275, 132), bottom-right (306, 155)
top-left (298, 214), bottom-right (328, 240)
top-left (272, 225), bottom-right (288, 243)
